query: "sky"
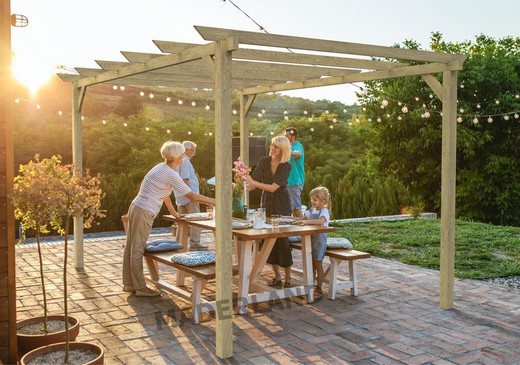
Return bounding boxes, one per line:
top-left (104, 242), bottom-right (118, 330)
top-left (10, 0), bottom-right (520, 104)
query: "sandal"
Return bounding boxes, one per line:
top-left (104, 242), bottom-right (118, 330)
top-left (283, 281), bottom-right (294, 288)
top-left (267, 278), bottom-right (282, 287)
top-left (313, 288), bottom-right (323, 299)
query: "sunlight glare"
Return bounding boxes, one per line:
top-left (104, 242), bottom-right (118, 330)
top-left (12, 52), bottom-right (55, 95)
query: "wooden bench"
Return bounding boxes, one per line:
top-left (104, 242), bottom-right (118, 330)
top-left (144, 250), bottom-right (238, 324)
top-left (289, 241), bottom-right (371, 299)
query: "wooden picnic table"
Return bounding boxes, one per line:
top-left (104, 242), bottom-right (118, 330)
top-left (162, 214), bottom-right (335, 314)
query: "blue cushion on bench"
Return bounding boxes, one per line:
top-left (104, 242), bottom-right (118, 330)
top-left (288, 236), bottom-right (301, 243)
top-left (145, 239), bottom-right (184, 252)
top-left (170, 251), bottom-right (216, 267)
top-left (327, 238), bottom-right (353, 249)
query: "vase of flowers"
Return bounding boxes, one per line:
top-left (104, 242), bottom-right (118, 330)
top-left (232, 158), bottom-right (250, 219)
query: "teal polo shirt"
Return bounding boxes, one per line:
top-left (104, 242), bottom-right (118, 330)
top-left (287, 141), bottom-right (304, 186)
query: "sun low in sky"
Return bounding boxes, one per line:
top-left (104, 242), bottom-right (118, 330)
top-left (12, 50), bottom-right (56, 95)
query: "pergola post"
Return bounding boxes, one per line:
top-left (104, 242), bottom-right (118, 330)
top-left (214, 38), bottom-right (234, 359)
top-left (440, 70), bottom-right (458, 309)
top-left (72, 83), bottom-right (84, 270)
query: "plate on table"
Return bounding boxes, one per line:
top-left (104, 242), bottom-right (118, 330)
top-left (232, 221), bottom-right (253, 229)
top-left (181, 213), bottom-right (212, 221)
top-left (273, 218), bottom-right (296, 224)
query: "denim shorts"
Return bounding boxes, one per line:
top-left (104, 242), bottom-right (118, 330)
top-left (287, 184), bottom-right (303, 211)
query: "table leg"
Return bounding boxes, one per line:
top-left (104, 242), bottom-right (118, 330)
top-left (176, 222), bottom-right (190, 286)
top-left (237, 240), bottom-right (253, 314)
top-left (250, 238), bottom-right (276, 285)
top-left (301, 235), bottom-right (314, 303)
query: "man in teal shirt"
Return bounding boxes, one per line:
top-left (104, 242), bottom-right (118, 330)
top-left (284, 127), bottom-right (305, 217)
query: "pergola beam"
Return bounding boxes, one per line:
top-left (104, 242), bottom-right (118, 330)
top-left (239, 61), bottom-right (463, 95)
top-left (153, 40), bottom-right (411, 71)
top-left (195, 26), bottom-right (466, 63)
top-left (76, 39), bottom-right (236, 88)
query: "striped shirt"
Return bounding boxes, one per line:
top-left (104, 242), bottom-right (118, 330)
top-left (133, 163), bottom-right (191, 215)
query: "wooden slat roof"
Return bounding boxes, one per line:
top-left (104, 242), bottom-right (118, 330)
top-left (58, 25), bottom-right (466, 96)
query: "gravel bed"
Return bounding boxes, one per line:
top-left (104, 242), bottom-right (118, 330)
top-left (485, 275), bottom-right (520, 289)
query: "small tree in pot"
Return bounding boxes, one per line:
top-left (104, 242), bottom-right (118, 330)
top-left (12, 155), bottom-right (105, 363)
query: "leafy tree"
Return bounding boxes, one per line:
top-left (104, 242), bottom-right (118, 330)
top-left (357, 33), bottom-right (520, 225)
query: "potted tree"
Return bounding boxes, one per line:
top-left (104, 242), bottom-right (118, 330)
top-left (12, 155), bottom-right (81, 356)
top-left (12, 155), bottom-right (106, 364)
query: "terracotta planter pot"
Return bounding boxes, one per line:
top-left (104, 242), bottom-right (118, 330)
top-left (20, 341), bottom-right (104, 365)
top-left (17, 315), bottom-right (80, 357)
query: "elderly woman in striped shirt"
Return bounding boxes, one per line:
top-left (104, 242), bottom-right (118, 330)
top-left (122, 141), bottom-right (215, 297)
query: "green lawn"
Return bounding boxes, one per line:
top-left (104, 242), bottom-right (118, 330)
top-left (331, 218), bottom-right (520, 280)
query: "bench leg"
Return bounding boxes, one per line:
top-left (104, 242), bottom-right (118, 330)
top-left (145, 257), bottom-right (160, 281)
top-left (327, 258), bottom-right (340, 300)
top-left (191, 278), bottom-right (208, 324)
top-left (348, 260), bottom-right (358, 296)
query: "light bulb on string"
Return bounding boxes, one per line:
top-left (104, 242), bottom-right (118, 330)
top-left (325, 110), bottom-right (329, 114)
top-left (102, 120), bottom-right (106, 125)
top-left (232, 109), bottom-right (237, 115)
top-left (283, 109), bottom-right (288, 115)
top-left (166, 97), bottom-right (171, 102)
top-left (249, 132), bottom-right (253, 136)
top-left (123, 122), bottom-right (128, 127)
top-left (284, 116), bottom-right (289, 120)
top-left (402, 106), bottom-right (408, 113)
top-left (381, 99), bottom-right (388, 107)
top-left (457, 117), bottom-right (463, 123)
top-left (120, 86), bottom-right (125, 91)
top-left (303, 109), bottom-right (308, 115)
top-left (308, 117), bottom-right (313, 122)
top-left (36, 104), bottom-right (41, 109)
top-left (473, 117), bottom-right (479, 124)
top-left (167, 129), bottom-right (171, 133)
top-left (377, 117), bottom-right (381, 122)
top-left (257, 113), bottom-right (262, 118)
top-left (333, 118), bottom-right (337, 123)
top-left (205, 105), bottom-right (210, 110)
top-left (487, 117), bottom-right (493, 123)
top-left (329, 125), bottom-right (333, 129)
top-left (477, 103), bottom-right (481, 109)
top-left (139, 91), bottom-right (144, 96)
top-left (310, 127), bottom-right (314, 132)
top-left (188, 131), bottom-right (192, 135)
top-left (495, 100), bottom-right (500, 105)
top-left (515, 113), bottom-right (519, 119)
top-left (113, 85), bottom-right (118, 90)
top-left (261, 108), bottom-right (266, 114)
top-left (58, 111), bottom-right (63, 116)
top-left (191, 101), bottom-right (196, 107)
top-left (343, 109), bottom-right (347, 113)
top-left (209, 132), bottom-right (213, 136)
top-left (504, 115), bottom-right (510, 121)
top-left (145, 127), bottom-right (150, 131)
top-left (149, 93), bottom-right (154, 99)
top-left (178, 100), bottom-right (183, 105)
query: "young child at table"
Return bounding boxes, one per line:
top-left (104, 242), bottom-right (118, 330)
top-left (291, 186), bottom-right (331, 298)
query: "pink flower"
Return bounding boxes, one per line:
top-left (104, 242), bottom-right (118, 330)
top-left (232, 157), bottom-right (250, 199)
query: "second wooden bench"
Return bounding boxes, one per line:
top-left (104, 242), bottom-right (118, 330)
top-left (289, 241), bottom-right (371, 299)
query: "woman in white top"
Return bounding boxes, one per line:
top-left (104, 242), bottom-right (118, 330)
top-left (122, 141), bottom-right (215, 297)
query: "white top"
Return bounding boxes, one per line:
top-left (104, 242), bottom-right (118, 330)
top-left (174, 155), bottom-right (199, 206)
top-left (133, 163), bottom-right (191, 215)
top-left (304, 207), bottom-right (330, 226)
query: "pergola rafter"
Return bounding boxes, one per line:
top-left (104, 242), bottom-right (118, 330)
top-left (57, 26), bottom-right (465, 359)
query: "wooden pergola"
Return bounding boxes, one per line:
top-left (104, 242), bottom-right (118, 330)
top-left (58, 26), bottom-right (466, 359)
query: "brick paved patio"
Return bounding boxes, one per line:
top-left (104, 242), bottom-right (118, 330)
top-left (15, 231), bottom-right (520, 364)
